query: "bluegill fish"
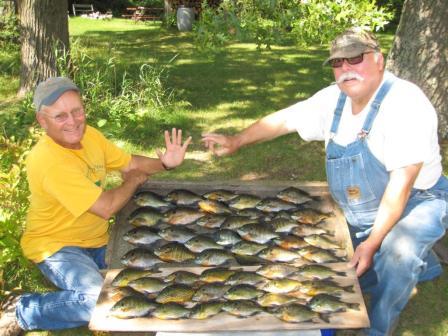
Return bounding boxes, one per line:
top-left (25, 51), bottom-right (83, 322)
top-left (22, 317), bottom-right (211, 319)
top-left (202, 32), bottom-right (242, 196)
top-left (109, 295), bottom-right (158, 319)
top-left (155, 284), bottom-right (195, 304)
top-left (195, 249), bottom-right (236, 266)
top-left (290, 208), bottom-right (331, 225)
top-left (190, 301), bottom-right (224, 319)
top-left (222, 300), bottom-right (263, 317)
top-left (236, 223), bottom-right (278, 244)
top-left (165, 189), bottom-right (202, 205)
top-left (163, 206), bottom-right (205, 225)
top-left (269, 218), bottom-right (300, 233)
top-left (121, 248), bottom-right (164, 269)
top-left (230, 240), bottom-right (267, 256)
top-left (109, 286), bottom-right (147, 301)
top-left (127, 206), bottom-right (164, 227)
top-left (154, 242), bottom-right (196, 262)
top-left (198, 199), bottom-right (233, 215)
top-left (228, 194), bottom-right (262, 210)
top-left (203, 189), bottom-right (238, 202)
top-left (235, 208), bottom-right (265, 219)
top-left (292, 264), bottom-right (347, 280)
top-left (273, 235), bottom-right (308, 250)
top-left (199, 267), bottom-right (238, 283)
top-left (261, 278), bottom-right (302, 293)
top-left (213, 229), bottom-right (242, 246)
top-left (133, 190), bottom-right (172, 208)
top-left (298, 246), bottom-right (344, 263)
top-left (123, 226), bottom-right (161, 246)
top-left (184, 235), bottom-right (224, 253)
top-left (257, 246), bottom-right (302, 263)
top-left (269, 303), bottom-right (324, 323)
top-left (221, 216), bottom-right (258, 230)
top-left (192, 283), bottom-right (231, 302)
top-left (158, 226), bottom-right (196, 243)
top-left (276, 187), bottom-right (315, 205)
top-left (152, 302), bottom-right (190, 319)
top-left (111, 268), bottom-right (159, 287)
top-left (165, 270), bottom-right (199, 285)
top-left (292, 224), bottom-right (332, 237)
top-left (255, 198), bottom-right (297, 213)
top-left (195, 214), bottom-right (227, 229)
top-left (308, 294), bottom-right (360, 313)
top-left (127, 276), bottom-right (169, 295)
top-left (224, 284), bottom-right (264, 300)
top-left (257, 293), bottom-right (297, 307)
top-left (225, 271), bottom-right (267, 286)
top-left (256, 264), bottom-right (298, 279)
top-left (303, 234), bottom-right (342, 250)
top-left (298, 280), bottom-right (354, 296)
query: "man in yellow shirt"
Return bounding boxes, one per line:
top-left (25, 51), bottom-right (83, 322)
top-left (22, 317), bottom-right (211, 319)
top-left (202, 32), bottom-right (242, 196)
top-left (0, 77), bottom-right (191, 335)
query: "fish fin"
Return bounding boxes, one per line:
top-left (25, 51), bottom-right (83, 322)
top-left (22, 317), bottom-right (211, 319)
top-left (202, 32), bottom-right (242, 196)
top-left (349, 302), bottom-right (361, 311)
top-left (318, 313), bottom-right (331, 323)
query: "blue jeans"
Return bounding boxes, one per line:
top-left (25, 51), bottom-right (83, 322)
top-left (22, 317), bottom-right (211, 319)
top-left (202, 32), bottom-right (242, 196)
top-left (16, 246), bottom-right (106, 330)
top-left (350, 180), bottom-right (447, 336)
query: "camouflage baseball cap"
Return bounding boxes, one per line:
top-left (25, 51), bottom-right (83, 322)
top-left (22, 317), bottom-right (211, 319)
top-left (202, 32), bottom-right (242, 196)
top-left (33, 77), bottom-right (80, 112)
top-left (324, 28), bottom-right (380, 65)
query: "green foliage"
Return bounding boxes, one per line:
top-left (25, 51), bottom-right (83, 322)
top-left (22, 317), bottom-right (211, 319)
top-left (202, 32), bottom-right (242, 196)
top-left (55, 40), bottom-right (179, 141)
top-left (194, 0), bottom-right (393, 51)
top-left (0, 120), bottom-right (43, 295)
top-left (0, 0), bottom-right (20, 50)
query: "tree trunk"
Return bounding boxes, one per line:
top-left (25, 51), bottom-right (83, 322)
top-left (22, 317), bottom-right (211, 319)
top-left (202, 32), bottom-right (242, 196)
top-left (17, 0), bottom-right (69, 96)
top-left (386, 0), bottom-right (448, 139)
top-left (164, 0), bottom-right (173, 16)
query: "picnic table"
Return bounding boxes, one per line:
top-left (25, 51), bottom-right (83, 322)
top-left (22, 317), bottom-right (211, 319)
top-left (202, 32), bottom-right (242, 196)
top-left (122, 6), bottom-right (163, 21)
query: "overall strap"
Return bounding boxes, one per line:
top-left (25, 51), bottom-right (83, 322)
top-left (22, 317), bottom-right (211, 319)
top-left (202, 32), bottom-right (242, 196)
top-left (359, 78), bottom-right (395, 137)
top-left (329, 92), bottom-right (347, 138)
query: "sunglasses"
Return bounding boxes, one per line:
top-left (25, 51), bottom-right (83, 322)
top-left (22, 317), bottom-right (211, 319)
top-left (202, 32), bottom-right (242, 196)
top-left (40, 109), bottom-right (85, 123)
top-left (329, 52), bottom-right (372, 68)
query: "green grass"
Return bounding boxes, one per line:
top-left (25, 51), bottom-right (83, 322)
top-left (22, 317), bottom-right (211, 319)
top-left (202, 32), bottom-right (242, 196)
top-left (1, 17), bottom-right (447, 336)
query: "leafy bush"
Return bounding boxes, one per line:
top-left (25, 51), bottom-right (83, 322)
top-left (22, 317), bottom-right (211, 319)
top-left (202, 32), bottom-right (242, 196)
top-left (193, 0), bottom-right (393, 51)
top-left (55, 40), bottom-right (180, 142)
top-left (0, 0), bottom-right (20, 50)
top-left (0, 103), bottom-right (44, 296)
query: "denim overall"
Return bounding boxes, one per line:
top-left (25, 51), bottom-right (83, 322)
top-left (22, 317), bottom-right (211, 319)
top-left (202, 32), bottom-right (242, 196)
top-left (326, 79), bottom-right (448, 336)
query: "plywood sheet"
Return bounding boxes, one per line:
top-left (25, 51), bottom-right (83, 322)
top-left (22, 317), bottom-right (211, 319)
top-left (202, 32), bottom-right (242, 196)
top-left (91, 180), bottom-right (368, 332)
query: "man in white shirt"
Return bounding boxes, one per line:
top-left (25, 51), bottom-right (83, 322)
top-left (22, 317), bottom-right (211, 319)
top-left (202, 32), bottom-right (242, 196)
top-left (202, 28), bottom-right (447, 336)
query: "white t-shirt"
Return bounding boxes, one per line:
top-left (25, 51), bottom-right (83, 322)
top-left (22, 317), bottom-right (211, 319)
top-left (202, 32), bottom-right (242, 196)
top-left (283, 71), bottom-right (442, 189)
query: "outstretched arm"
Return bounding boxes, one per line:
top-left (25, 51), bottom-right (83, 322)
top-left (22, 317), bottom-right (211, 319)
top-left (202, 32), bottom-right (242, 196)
top-left (349, 162), bottom-right (423, 276)
top-left (89, 128), bottom-right (191, 219)
top-left (201, 109), bottom-right (294, 156)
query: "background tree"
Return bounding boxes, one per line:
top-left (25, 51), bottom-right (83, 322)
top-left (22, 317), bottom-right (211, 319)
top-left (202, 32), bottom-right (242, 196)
top-left (386, 0), bottom-right (448, 139)
top-left (16, 0), bottom-right (69, 96)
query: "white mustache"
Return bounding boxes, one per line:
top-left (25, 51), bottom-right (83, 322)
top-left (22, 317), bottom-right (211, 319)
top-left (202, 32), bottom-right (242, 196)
top-left (335, 71), bottom-right (364, 84)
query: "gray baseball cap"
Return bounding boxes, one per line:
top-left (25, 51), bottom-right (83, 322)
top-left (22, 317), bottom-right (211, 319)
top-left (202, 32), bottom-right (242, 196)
top-left (324, 28), bottom-right (380, 65)
top-left (33, 77), bottom-right (80, 112)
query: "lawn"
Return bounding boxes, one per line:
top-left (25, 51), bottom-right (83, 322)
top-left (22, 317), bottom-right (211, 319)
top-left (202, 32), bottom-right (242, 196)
top-left (1, 17), bottom-right (447, 336)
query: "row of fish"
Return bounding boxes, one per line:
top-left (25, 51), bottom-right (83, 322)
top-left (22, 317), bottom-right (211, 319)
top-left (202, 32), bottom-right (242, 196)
top-left (108, 265), bottom-right (359, 321)
top-left (121, 188), bottom-right (345, 268)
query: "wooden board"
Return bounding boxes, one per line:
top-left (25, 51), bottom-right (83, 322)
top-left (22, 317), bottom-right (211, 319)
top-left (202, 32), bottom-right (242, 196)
top-left (90, 180), bottom-right (368, 332)
top-left (89, 264), bottom-right (369, 332)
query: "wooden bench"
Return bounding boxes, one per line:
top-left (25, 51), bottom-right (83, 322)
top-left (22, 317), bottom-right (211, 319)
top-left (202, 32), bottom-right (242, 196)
top-left (122, 6), bottom-right (163, 21)
top-left (72, 3), bottom-right (94, 16)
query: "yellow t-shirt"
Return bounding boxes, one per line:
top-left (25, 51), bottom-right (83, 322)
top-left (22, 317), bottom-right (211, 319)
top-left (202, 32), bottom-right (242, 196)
top-left (22, 125), bottom-right (132, 262)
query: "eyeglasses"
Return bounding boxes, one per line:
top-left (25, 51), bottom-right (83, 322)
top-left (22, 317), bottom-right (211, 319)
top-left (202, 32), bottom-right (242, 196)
top-left (40, 109), bottom-right (85, 123)
top-left (329, 52), bottom-right (372, 68)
